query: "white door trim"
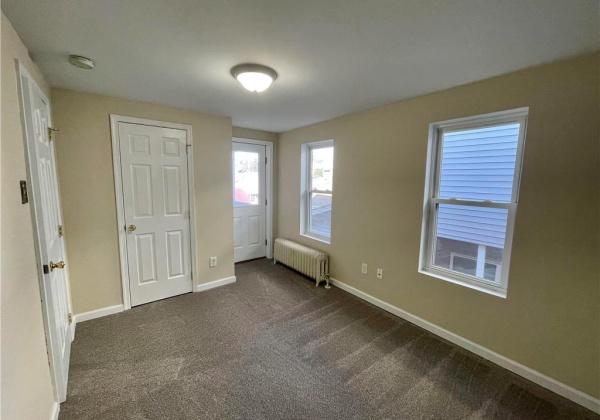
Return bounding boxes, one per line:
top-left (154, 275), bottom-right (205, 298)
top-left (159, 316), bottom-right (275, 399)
top-left (110, 115), bottom-right (196, 310)
top-left (16, 61), bottom-right (74, 403)
top-left (232, 137), bottom-right (273, 259)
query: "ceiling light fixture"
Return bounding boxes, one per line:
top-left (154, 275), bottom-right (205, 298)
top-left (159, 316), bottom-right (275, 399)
top-left (68, 55), bottom-right (94, 70)
top-left (230, 63), bottom-right (277, 93)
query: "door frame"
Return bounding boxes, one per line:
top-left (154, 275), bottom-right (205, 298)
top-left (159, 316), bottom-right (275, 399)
top-left (16, 61), bottom-right (74, 402)
top-left (232, 137), bottom-right (273, 259)
top-left (110, 115), bottom-right (197, 310)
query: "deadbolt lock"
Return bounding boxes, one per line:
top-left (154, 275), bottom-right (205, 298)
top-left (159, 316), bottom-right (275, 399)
top-left (49, 261), bottom-right (65, 271)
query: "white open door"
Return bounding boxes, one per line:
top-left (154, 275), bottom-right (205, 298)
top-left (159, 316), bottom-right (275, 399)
top-left (17, 62), bottom-right (73, 402)
top-left (233, 142), bottom-right (267, 262)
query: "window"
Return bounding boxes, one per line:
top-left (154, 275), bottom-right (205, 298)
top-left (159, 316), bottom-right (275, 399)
top-left (233, 150), bottom-right (260, 206)
top-left (301, 140), bottom-right (334, 243)
top-left (419, 108), bottom-right (528, 297)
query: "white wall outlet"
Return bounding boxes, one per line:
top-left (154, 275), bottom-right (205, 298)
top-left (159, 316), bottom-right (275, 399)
top-left (361, 263), bottom-right (368, 275)
top-left (376, 268), bottom-right (383, 279)
top-left (209, 257), bottom-right (217, 267)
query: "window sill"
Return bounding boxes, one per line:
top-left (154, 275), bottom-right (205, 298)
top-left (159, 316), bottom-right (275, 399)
top-left (418, 267), bottom-right (507, 298)
top-left (301, 232), bottom-right (330, 245)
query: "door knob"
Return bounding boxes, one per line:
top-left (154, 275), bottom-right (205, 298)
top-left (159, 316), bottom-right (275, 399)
top-left (49, 261), bottom-right (65, 271)
top-left (127, 224), bottom-right (137, 231)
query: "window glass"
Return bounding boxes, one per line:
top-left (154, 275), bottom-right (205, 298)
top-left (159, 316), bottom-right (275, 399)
top-left (311, 147), bottom-right (334, 191)
top-left (309, 192), bottom-right (332, 238)
top-left (439, 123), bottom-right (520, 202)
top-left (233, 151), bottom-right (259, 206)
top-left (433, 203), bottom-right (507, 284)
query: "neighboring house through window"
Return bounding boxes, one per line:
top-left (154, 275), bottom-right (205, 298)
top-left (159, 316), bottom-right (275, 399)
top-left (301, 140), bottom-right (334, 243)
top-left (419, 108), bottom-right (528, 297)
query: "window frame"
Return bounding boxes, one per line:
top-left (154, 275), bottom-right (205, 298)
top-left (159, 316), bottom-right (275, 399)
top-left (449, 252), bottom-right (502, 283)
top-left (418, 108), bottom-right (528, 298)
top-left (300, 139), bottom-right (334, 243)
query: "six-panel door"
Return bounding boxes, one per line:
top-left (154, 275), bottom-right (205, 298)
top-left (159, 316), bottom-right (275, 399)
top-left (23, 72), bottom-right (73, 401)
top-left (118, 123), bottom-right (193, 306)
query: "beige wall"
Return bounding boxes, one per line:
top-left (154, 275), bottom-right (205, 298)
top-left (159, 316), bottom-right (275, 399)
top-left (233, 126), bottom-right (280, 239)
top-left (1, 12), bottom-right (56, 420)
top-left (278, 53), bottom-right (600, 397)
top-left (52, 89), bottom-right (234, 314)
top-left (233, 126), bottom-right (278, 143)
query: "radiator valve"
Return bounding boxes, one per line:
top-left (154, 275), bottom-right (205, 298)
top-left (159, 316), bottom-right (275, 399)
top-left (322, 273), bottom-right (331, 289)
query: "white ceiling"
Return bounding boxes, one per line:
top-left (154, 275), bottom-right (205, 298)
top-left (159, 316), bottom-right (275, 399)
top-left (3, 1), bottom-right (598, 132)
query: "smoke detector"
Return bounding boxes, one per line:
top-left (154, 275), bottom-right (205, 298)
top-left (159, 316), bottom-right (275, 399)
top-left (68, 55), bottom-right (94, 70)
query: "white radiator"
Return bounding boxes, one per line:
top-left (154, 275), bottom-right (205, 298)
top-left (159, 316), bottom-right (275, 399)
top-left (273, 238), bottom-right (330, 288)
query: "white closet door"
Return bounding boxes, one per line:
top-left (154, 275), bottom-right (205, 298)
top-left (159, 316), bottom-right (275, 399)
top-left (118, 122), bottom-right (193, 306)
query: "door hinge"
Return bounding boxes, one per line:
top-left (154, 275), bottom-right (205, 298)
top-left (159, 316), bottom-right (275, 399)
top-left (58, 225), bottom-right (64, 237)
top-left (48, 127), bottom-right (59, 140)
top-left (265, 156), bottom-right (267, 164)
top-left (20, 180), bottom-right (29, 204)
top-left (68, 313), bottom-right (73, 324)
top-left (265, 239), bottom-right (267, 246)
top-left (265, 199), bottom-right (267, 206)
top-left (186, 144), bottom-right (191, 154)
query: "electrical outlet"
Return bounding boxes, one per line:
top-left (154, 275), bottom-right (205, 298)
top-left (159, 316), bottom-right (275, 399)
top-left (361, 263), bottom-right (368, 275)
top-left (209, 257), bottom-right (217, 267)
top-left (376, 268), bottom-right (383, 279)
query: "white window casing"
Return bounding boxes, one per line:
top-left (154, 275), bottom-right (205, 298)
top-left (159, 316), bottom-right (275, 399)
top-left (300, 140), bottom-right (334, 243)
top-left (419, 108), bottom-right (528, 298)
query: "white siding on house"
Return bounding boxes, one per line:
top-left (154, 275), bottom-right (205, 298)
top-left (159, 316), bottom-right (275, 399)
top-left (439, 123), bottom-right (519, 202)
top-left (437, 204), bottom-right (508, 248)
top-left (436, 123), bottom-right (519, 248)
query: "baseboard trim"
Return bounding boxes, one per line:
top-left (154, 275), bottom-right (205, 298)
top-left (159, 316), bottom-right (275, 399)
top-left (73, 304), bottom-right (125, 324)
top-left (196, 276), bottom-right (236, 292)
top-left (330, 278), bottom-right (600, 414)
top-left (49, 401), bottom-right (60, 420)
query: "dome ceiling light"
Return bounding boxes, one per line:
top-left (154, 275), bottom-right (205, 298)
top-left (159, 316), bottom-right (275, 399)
top-left (68, 55), bottom-right (94, 70)
top-left (230, 63), bottom-right (278, 93)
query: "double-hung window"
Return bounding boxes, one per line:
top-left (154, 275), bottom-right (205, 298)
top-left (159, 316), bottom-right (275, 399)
top-left (301, 140), bottom-right (334, 243)
top-left (419, 108), bottom-right (528, 297)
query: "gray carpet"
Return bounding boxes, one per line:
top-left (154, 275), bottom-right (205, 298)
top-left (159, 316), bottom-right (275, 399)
top-left (60, 258), bottom-right (597, 419)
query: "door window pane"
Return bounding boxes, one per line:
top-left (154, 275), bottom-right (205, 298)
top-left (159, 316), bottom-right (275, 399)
top-left (233, 151), bottom-right (259, 206)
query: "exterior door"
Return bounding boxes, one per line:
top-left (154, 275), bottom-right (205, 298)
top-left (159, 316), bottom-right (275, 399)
top-left (233, 142), bottom-right (266, 262)
top-left (18, 64), bottom-right (72, 402)
top-left (117, 122), bottom-right (193, 306)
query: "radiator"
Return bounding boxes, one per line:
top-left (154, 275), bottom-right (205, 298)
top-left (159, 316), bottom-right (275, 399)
top-left (273, 238), bottom-right (330, 288)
